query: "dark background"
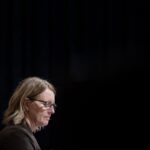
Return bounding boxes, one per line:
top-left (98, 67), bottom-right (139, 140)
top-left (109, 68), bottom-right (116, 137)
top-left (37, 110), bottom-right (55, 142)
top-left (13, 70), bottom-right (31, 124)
top-left (0, 0), bottom-right (148, 150)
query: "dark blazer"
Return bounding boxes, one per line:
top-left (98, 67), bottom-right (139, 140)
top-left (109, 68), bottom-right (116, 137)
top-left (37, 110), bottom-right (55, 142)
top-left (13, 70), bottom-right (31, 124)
top-left (0, 124), bottom-right (41, 150)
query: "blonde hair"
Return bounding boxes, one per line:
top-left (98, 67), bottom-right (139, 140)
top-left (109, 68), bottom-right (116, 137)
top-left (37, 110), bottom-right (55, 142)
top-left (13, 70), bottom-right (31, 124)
top-left (2, 77), bottom-right (56, 127)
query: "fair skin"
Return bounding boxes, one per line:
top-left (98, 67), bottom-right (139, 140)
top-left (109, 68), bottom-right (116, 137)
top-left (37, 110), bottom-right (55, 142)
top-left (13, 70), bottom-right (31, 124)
top-left (25, 88), bottom-right (55, 131)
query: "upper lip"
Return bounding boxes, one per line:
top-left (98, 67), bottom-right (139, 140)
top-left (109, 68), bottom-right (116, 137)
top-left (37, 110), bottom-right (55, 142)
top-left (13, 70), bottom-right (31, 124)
top-left (45, 116), bottom-right (50, 118)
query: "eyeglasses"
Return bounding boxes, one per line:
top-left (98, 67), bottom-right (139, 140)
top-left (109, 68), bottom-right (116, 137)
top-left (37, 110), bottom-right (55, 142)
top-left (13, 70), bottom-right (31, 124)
top-left (29, 98), bottom-right (57, 109)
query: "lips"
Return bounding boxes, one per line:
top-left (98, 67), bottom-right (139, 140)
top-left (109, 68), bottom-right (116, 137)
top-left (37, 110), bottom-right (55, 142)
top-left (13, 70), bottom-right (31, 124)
top-left (44, 116), bottom-right (50, 120)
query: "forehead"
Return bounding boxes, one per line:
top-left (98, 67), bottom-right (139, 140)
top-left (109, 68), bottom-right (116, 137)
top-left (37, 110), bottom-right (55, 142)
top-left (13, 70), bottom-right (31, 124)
top-left (37, 88), bottom-right (55, 102)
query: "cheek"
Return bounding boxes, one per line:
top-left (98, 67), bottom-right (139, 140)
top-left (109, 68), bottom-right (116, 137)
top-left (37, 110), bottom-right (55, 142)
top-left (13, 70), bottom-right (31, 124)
top-left (35, 111), bottom-right (47, 121)
top-left (39, 111), bottom-right (50, 121)
top-left (28, 104), bottom-right (49, 125)
top-left (36, 113), bottom-right (49, 126)
top-left (28, 105), bottom-right (43, 120)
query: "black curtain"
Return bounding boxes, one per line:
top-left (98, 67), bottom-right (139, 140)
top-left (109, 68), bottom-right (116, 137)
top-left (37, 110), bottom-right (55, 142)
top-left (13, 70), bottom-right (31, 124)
top-left (0, 0), bottom-right (148, 150)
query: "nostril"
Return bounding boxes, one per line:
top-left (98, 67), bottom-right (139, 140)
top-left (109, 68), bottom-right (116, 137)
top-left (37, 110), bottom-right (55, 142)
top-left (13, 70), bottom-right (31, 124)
top-left (51, 108), bottom-right (55, 114)
top-left (47, 108), bottom-right (55, 114)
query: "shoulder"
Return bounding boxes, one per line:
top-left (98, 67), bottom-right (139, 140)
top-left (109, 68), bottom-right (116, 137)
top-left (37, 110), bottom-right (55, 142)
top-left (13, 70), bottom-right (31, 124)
top-left (0, 125), bottom-right (38, 150)
top-left (0, 125), bottom-right (31, 139)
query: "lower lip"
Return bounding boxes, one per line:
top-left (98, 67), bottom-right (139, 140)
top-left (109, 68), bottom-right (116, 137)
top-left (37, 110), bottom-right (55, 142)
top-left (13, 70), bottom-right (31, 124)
top-left (45, 117), bottom-right (50, 120)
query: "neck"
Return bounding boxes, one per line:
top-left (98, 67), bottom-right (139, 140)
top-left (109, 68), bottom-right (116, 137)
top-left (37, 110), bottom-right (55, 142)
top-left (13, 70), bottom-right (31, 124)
top-left (25, 117), bottom-right (37, 133)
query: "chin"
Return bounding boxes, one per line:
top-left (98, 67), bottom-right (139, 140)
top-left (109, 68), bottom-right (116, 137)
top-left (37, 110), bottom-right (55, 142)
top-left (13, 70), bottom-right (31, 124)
top-left (37, 121), bottom-right (48, 128)
top-left (42, 121), bottom-right (49, 126)
top-left (44, 123), bottom-right (48, 126)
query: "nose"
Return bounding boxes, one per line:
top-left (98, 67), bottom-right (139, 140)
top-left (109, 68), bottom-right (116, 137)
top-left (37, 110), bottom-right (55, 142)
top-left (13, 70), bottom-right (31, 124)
top-left (47, 106), bottom-right (55, 114)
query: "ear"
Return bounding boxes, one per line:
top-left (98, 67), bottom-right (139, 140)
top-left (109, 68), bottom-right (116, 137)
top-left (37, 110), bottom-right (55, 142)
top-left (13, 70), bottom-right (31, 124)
top-left (23, 99), bottom-right (30, 112)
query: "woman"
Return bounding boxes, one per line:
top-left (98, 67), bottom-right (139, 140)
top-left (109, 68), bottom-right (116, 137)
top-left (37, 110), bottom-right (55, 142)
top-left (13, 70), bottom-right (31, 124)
top-left (0, 77), bottom-right (56, 150)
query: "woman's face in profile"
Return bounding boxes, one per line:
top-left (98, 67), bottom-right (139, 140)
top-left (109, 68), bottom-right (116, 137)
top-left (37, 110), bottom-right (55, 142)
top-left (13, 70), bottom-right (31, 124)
top-left (27, 88), bottom-right (55, 127)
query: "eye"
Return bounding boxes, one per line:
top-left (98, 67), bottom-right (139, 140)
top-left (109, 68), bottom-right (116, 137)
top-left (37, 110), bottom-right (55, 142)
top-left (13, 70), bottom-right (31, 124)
top-left (45, 102), bottom-right (50, 107)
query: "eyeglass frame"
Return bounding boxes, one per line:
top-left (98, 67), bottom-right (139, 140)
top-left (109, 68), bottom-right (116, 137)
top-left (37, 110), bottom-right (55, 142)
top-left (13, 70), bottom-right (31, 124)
top-left (28, 97), bottom-right (57, 109)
